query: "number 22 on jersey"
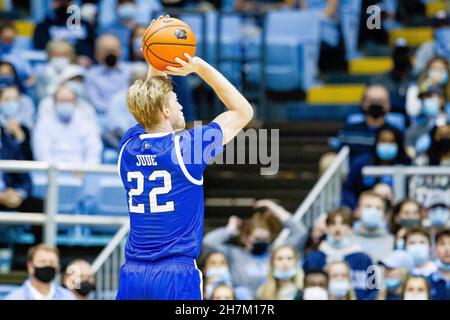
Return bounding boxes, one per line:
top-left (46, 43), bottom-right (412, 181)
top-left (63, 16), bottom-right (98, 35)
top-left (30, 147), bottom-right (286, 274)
top-left (127, 170), bottom-right (174, 214)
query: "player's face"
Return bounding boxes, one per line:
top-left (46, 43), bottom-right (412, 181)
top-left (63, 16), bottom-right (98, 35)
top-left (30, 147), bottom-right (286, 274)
top-left (328, 216), bottom-right (350, 241)
top-left (167, 91), bottom-right (185, 130)
top-left (436, 236), bottom-right (450, 263)
top-left (272, 247), bottom-right (296, 272)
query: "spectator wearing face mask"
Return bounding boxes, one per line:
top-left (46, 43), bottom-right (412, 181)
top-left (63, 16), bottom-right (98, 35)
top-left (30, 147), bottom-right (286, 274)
top-left (0, 87), bottom-right (34, 160)
top-left (211, 284), bottom-right (235, 300)
top-left (428, 229), bottom-right (450, 300)
top-left (351, 191), bottom-right (395, 262)
top-left (325, 261), bottom-right (356, 300)
top-left (342, 125), bottom-right (411, 210)
top-left (32, 85), bottom-right (102, 165)
top-left (203, 199), bottom-right (307, 297)
top-left (4, 244), bottom-right (75, 300)
top-left (257, 245), bottom-right (304, 300)
top-left (337, 84), bottom-right (396, 163)
top-left (201, 251), bottom-right (252, 300)
top-left (0, 22), bottom-right (33, 85)
top-left (405, 228), bottom-right (437, 277)
top-left (406, 83), bottom-right (448, 161)
top-left (402, 275), bottom-right (431, 300)
top-left (303, 208), bottom-right (376, 300)
top-left (0, 61), bottom-right (35, 128)
top-left (298, 269), bottom-right (329, 300)
top-left (100, 0), bottom-right (137, 61)
top-left (85, 34), bottom-right (131, 129)
top-left (413, 11), bottom-right (450, 76)
top-left (33, 0), bottom-right (95, 60)
top-left (377, 250), bottom-right (414, 300)
top-left (406, 56), bottom-right (450, 121)
top-left (63, 259), bottom-right (96, 300)
top-left (391, 199), bottom-right (423, 250)
top-left (423, 191), bottom-right (450, 234)
top-left (35, 40), bottom-right (77, 101)
top-left (373, 183), bottom-right (395, 215)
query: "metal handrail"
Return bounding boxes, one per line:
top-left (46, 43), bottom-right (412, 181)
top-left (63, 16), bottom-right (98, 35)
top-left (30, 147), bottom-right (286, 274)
top-left (273, 146), bottom-right (350, 247)
top-left (363, 165), bottom-right (450, 202)
top-left (92, 223), bottom-right (130, 273)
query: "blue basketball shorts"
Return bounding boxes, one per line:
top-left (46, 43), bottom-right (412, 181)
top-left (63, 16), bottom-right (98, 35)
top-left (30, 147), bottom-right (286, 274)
top-left (116, 256), bottom-right (203, 300)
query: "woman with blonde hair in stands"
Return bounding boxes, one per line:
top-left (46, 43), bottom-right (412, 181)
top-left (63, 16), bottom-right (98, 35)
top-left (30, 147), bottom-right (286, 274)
top-left (257, 244), bottom-right (304, 300)
top-left (325, 261), bottom-right (356, 300)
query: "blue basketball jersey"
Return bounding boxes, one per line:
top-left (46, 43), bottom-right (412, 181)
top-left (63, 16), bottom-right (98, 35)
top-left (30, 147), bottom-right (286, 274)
top-left (118, 122), bottom-right (224, 262)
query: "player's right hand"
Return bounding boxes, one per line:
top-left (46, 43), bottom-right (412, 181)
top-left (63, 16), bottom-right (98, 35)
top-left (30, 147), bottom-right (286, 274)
top-left (165, 53), bottom-right (206, 77)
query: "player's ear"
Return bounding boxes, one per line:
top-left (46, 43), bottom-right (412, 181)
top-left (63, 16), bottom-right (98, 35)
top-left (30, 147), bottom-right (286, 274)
top-left (161, 104), bottom-right (170, 119)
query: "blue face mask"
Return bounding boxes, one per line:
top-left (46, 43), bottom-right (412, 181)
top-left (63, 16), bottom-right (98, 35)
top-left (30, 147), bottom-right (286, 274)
top-left (1, 101), bottom-right (19, 119)
top-left (428, 69), bottom-right (449, 85)
top-left (422, 97), bottom-right (441, 118)
top-left (376, 143), bottom-right (398, 161)
top-left (117, 3), bottom-right (136, 21)
top-left (66, 81), bottom-right (85, 99)
top-left (406, 243), bottom-right (430, 267)
top-left (0, 75), bottom-right (15, 89)
top-left (328, 280), bottom-right (350, 299)
top-left (272, 268), bottom-right (297, 281)
top-left (361, 207), bottom-right (384, 230)
top-left (385, 277), bottom-right (402, 291)
top-left (56, 102), bottom-right (75, 123)
top-left (429, 207), bottom-right (449, 227)
top-left (0, 42), bottom-right (13, 54)
top-left (436, 259), bottom-right (450, 272)
top-left (205, 267), bottom-right (232, 282)
top-left (326, 235), bottom-right (351, 249)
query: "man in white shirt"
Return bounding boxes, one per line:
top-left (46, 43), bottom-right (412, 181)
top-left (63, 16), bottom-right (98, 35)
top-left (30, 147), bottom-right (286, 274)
top-left (5, 244), bottom-right (75, 300)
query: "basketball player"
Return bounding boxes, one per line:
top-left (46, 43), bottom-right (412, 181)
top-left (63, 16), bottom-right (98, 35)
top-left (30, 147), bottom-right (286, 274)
top-left (115, 19), bottom-right (254, 300)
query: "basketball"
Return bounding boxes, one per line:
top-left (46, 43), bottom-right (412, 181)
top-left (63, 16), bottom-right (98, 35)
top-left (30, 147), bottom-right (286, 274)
top-left (142, 17), bottom-right (196, 71)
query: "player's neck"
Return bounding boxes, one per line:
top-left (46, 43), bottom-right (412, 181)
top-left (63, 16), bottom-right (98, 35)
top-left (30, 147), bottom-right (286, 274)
top-left (145, 121), bottom-right (174, 134)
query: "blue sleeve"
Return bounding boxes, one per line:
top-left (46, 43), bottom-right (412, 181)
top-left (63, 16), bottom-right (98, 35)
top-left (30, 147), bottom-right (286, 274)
top-left (177, 122), bottom-right (224, 182)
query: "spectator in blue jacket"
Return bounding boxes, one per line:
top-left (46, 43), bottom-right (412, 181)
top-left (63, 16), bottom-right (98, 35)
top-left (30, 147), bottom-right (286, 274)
top-left (303, 207), bottom-right (376, 300)
top-left (4, 244), bottom-right (75, 300)
top-left (337, 84), bottom-right (394, 163)
top-left (428, 229), bottom-right (450, 300)
top-left (342, 124), bottom-right (411, 209)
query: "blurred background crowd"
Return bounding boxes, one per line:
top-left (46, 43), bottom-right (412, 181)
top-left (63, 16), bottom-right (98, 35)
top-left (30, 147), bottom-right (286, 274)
top-left (0, 0), bottom-right (449, 301)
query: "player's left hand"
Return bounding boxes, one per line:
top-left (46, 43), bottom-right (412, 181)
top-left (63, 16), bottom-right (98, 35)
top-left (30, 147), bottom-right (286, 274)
top-left (165, 53), bottom-right (205, 76)
top-left (254, 199), bottom-right (291, 223)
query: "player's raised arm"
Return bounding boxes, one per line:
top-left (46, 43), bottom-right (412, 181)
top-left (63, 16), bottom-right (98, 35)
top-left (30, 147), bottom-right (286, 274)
top-left (166, 54), bottom-right (254, 145)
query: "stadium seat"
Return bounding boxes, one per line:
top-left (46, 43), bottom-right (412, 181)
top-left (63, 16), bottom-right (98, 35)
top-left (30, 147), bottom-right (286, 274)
top-left (307, 84), bottom-right (366, 105)
top-left (389, 27), bottom-right (433, 47)
top-left (348, 57), bottom-right (393, 75)
top-left (263, 9), bottom-right (321, 91)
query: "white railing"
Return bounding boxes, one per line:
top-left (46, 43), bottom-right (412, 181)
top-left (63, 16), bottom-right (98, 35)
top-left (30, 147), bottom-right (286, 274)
top-left (362, 165), bottom-right (450, 202)
top-left (273, 146), bottom-right (350, 247)
top-left (0, 160), bottom-right (128, 247)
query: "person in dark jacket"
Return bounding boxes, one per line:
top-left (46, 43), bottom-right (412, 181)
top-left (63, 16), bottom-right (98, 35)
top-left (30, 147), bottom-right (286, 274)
top-left (342, 124), bottom-right (411, 210)
top-left (33, 0), bottom-right (95, 61)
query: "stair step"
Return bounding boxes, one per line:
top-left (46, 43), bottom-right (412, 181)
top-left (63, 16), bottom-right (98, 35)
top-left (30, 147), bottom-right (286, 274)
top-left (389, 27), bottom-right (433, 47)
top-left (307, 84), bottom-right (366, 105)
top-left (426, 1), bottom-right (447, 17)
top-left (349, 57), bottom-right (393, 75)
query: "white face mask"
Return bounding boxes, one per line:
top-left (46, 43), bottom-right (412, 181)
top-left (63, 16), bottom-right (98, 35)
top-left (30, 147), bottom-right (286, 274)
top-left (403, 292), bottom-right (428, 300)
top-left (303, 287), bottom-right (329, 300)
top-left (328, 280), bottom-right (351, 299)
top-left (50, 57), bottom-right (70, 71)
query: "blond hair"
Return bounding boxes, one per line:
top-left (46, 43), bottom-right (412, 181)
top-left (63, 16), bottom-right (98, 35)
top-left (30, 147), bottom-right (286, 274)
top-left (126, 76), bottom-right (173, 129)
top-left (45, 40), bottom-right (76, 62)
top-left (27, 244), bottom-right (60, 263)
top-left (257, 245), bottom-right (304, 300)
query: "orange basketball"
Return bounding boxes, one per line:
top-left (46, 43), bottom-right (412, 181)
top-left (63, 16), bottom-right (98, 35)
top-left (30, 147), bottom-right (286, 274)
top-left (142, 17), bottom-right (196, 71)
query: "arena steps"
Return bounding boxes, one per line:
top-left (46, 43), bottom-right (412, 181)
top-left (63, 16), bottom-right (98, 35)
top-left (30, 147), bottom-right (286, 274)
top-left (203, 121), bottom-right (342, 231)
top-left (306, 84), bottom-right (366, 105)
top-left (348, 57), bottom-right (393, 75)
top-left (389, 27), bottom-right (433, 47)
top-left (426, 1), bottom-right (447, 17)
